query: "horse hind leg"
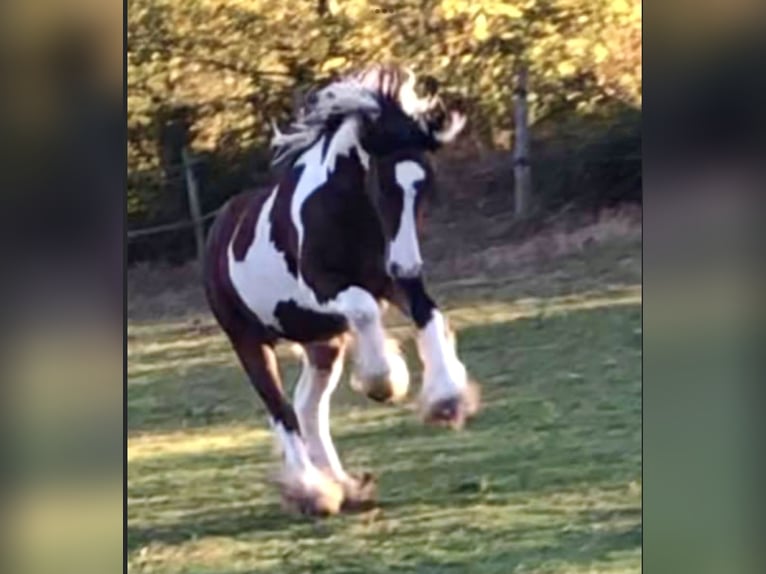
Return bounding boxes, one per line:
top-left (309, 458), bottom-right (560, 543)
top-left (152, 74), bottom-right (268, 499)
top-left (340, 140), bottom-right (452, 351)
top-left (295, 337), bottom-right (377, 511)
top-left (227, 327), bottom-right (343, 516)
top-left (204, 198), bottom-right (341, 515)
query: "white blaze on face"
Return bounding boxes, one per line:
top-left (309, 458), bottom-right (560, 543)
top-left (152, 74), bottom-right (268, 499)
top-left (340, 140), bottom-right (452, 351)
top-left (389, 160), bottom-right (425, 278)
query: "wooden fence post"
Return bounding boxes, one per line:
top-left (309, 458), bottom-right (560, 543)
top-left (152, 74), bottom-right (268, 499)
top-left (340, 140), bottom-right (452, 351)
top-left (181, 147), bottom-right (205, 269)
top-left (513, 65), bottom-right (532, 218)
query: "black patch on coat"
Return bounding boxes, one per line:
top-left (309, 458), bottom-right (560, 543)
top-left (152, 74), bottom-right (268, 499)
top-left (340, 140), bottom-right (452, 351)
top-left (273, 300), bottom-right (349, 343)
top-left (395, 276), bottom-right (436, 328)
top-left (232, 189), bottom-right (271, 262)
top-left (320, 116), bottom-right (344, 163)
top-left (299, 147), bottom-right (390, 303)
top-left (270, 165), bottom-right (305, 276)
top-left (362, 97), bottom-right (441, 154)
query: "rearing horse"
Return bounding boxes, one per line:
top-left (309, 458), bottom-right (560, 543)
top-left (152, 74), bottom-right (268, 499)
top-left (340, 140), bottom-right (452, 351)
top-left (204, 65), bottom-right (478, 516)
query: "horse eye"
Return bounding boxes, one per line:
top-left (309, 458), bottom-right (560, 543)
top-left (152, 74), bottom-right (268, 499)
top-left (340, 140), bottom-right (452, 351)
top-left (306, 93), bottom-right (319, 106)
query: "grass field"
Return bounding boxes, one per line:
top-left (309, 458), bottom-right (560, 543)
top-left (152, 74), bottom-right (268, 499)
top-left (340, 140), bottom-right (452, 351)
top-left (128, 231), bottom-right (642, 574)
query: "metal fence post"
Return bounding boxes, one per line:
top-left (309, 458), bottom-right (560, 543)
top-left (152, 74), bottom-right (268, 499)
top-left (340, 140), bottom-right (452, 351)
top-left (513, 65), bottom-right (532, 218)
top-left (181, 147), bottom-right (205, 268)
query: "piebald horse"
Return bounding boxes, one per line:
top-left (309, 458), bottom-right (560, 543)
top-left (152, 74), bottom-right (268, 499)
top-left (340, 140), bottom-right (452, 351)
top-left (204, 65), bottom-right (478, 516)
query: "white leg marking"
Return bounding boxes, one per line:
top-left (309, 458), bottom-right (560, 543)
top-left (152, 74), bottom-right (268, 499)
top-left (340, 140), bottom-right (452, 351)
top-left (417, 310), bottom-right (468, 404)
top-left (293, 353), bottom-right (349, 483)
top-left (273, 421), bottom-right (344, 514)
top-left (321, 286), bottom-right (409, 398)
top-left (274, 421), bottom-right (319, 481)
top-left (326, 286), bottom-right (390, 380)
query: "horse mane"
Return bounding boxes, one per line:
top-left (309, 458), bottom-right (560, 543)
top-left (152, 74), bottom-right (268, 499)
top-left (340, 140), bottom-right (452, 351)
top-left (346, 63), bottom-right (415, 102)
top-left (270, 63), bottom-right (425, 168)
top-left (271, 78), bottom-right (371, 165)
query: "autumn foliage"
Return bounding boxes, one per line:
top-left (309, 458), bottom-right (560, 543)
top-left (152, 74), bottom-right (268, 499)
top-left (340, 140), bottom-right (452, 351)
top-left (128, 0), bottom-right (641, 258)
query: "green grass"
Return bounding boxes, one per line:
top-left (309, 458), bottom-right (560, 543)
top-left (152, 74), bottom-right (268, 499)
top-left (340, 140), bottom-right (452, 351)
top-left (128, 238), bottom-right (642, 574)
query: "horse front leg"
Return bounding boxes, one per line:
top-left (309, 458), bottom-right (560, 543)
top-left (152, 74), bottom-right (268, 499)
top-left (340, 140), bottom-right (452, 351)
top-left (390, 277), bottom-right (480, 429)
top-left (325, 285), bottom-right (410, 404)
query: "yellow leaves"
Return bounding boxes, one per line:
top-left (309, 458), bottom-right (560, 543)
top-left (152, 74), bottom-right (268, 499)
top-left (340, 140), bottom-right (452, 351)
top-left (557, 61), bottom-right (576, 76)
top-left (127, 0), bottom-right (644, 213)
top-left (566, 37), bottom-right (588, 58)
top-left (441, 0), bottom-right (481, 19)
top-left (486, 3), bottom-right (524, 19)
top-left (621, 72), bottom-right (639, 89)
top-left (473, 12), bottom-right (489, 41)
top-left (438, 55), bottom-right (453, 69)
top-left (321, 56), bottom-right (348, 72)
top-left (593, 43), bottom-right (610, 64)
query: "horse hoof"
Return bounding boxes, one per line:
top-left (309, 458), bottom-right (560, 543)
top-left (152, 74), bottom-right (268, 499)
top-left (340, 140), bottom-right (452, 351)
top-left (363, 375), bottom-right (397, 403)
top-left (352, 363), bottom-right (409, 404)
top-left (351, 341), bottom-right (410, 403)
top-left (341, 471), bottom-right (377, 512)
top-left (421, 381), bottom-right (480, 430)
top-left (278, 471), bottom-right (344, 517)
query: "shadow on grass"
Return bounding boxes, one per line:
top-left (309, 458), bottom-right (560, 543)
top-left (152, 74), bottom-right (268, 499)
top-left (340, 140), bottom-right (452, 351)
top-left (129, 505), bottom-right (641, 573)
top-left (128, 304), bottom-right (641, 571)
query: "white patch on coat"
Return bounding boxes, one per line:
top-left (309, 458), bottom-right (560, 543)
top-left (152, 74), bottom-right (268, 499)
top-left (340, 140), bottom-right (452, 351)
top-left (228, 188), bottom-right (302, 329)
top-left (388, 160), bottom-right (425, 277)
top-left (293, 352), bottom-right (348, 482)
top-left (417, 310), bottom-right (468, 404)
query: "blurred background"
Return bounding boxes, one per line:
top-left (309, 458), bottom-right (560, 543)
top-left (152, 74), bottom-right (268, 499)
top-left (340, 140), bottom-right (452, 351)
top-left (127, 0), bottom-right (641, 268)
top-left (2, 0), bottom-right (765, 572)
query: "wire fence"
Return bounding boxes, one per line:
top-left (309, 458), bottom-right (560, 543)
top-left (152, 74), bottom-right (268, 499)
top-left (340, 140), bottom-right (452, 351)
top-left (127, 208), bottom-right (221, 240)
top-left (126, 154), bottom-right (641, 236)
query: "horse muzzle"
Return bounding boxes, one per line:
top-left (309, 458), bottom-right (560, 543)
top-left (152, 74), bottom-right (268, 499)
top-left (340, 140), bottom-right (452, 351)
top-left (389, 261), bottom-right (423, 279)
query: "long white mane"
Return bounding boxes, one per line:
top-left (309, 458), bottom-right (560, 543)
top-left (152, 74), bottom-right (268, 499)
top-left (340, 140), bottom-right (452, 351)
top-left (270, 77), bottom-right (379, 166)
top-left (270, 64), bottom-right (439, 167)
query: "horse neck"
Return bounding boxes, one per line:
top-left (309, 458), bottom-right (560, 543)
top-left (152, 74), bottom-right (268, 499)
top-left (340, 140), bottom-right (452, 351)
top-left (322, 115), bottom-right (370, 172)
